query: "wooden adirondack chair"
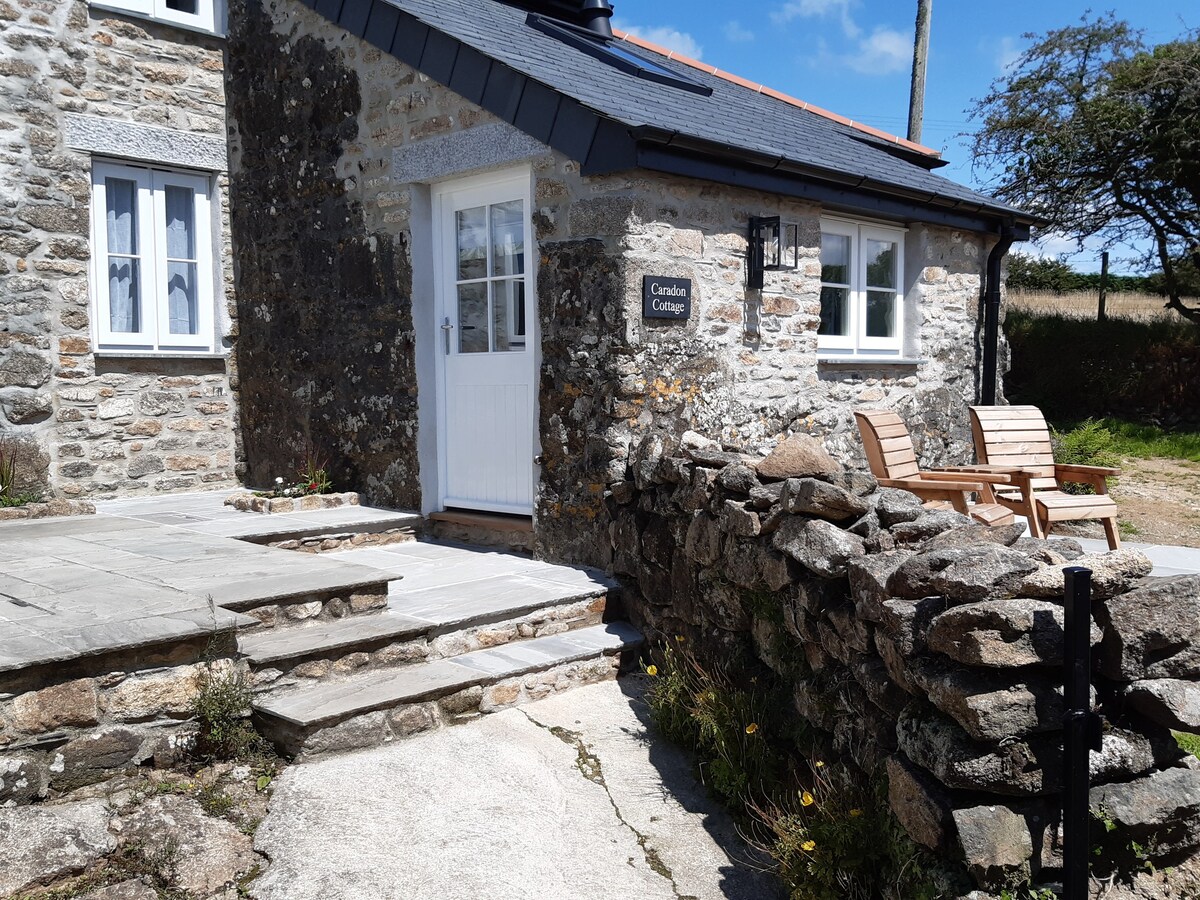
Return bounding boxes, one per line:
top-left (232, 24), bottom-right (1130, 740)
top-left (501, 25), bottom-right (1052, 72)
top-left (963, 405), bottom-right (1122, 549)
top-left (854, 409), bottom-right (1015, 526)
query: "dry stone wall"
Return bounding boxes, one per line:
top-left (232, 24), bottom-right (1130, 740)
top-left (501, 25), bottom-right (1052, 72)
top-left (610, 429), bottom-right (1200, 896)
top-left (0, 634), bottom-right (243, 806)
top-left (0, 1), bottom-right (238, 499)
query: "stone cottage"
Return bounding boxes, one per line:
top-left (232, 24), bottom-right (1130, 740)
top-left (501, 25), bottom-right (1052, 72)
top-left (222, 0), bottom-right (1037, 565)
top-left (0, 0), bottom-right (237, 502)
top-left (1, 0), bottom-right (1039, 553)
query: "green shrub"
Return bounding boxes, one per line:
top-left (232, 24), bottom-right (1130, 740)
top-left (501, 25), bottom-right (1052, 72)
top-left (1004, 309), bottom-right (1200, 423)
top-left (191, 663), bottom-right (269, 763)
top-left (1051, 419), bottom-right (1123, 494)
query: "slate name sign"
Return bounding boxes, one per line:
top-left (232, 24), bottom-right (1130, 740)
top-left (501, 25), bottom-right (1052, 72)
top-left (642, 276), bottom-right (692, 320)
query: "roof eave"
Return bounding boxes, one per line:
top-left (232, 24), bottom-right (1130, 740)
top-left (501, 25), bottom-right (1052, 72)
top-left (625, 126), bottom-right (1037, 237)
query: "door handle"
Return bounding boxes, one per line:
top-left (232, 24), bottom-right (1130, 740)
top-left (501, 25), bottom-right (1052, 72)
top-left (441, 317), bottom-right (454, 354)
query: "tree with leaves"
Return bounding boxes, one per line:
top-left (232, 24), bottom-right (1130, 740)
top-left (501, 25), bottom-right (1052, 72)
top-left (969, 14), bottom-right (1200, 323)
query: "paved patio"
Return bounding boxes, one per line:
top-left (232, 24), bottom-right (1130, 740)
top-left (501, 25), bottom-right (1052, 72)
top-left (0, 495), bottom-right (401, 674)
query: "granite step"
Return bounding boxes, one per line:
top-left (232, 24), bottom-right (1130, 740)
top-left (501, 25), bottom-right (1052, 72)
top-left (252, 622), bottom-right (643, 757)
top-left (239, 569), bottom-right (611, 684)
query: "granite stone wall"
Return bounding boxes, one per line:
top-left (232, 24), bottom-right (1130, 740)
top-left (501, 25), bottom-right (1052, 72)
top-left (611, 430), bottom-right (1200, 896)
top-left (0, 1), bottom-right (238, 499)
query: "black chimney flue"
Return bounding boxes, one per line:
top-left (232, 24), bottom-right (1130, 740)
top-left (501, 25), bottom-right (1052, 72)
top-left (580, 0), bottom-right (614, 37)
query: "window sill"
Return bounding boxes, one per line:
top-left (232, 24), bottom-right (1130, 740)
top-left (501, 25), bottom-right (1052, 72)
top-left (818, 356), bottom-right (925, 367)
top-left (94, 350), bottom-right (228, 360)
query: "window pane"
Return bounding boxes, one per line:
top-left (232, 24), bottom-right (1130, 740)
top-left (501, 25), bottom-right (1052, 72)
top-left (167, 261), bottom-right (198, 335)
top-left (106, 178), bottom-right (137, 255)
top-left (457, 282), bottom-right (488, 353)
top-left (456, 207), bottom-right (487, 281)
top-left (866, 290), bottom-right (896, 338)
top-left (818, 286), bottom-right (849, 336)
top-left (865, 239), bottom-right (897, 289)
top-left (164, 186), bottom-right (195, 260)
top-left (491, 200), bottom-right (524, 277)
top-left (108, 258), bottom-right (140, 333)
top-left (493, 279), bottom-right (525, 352)
top-left (166, 0), bottom-right (198, 11)
top-left (820, 233), bottom-right (850, 285)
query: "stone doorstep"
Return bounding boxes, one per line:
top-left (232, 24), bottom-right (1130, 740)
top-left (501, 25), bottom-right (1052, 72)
top-left (229, 511), bottom-right (423, 545)
top-left (239, 587), bottom-right (608, 670)
top-left (252, 622), bottom-right (644, 735)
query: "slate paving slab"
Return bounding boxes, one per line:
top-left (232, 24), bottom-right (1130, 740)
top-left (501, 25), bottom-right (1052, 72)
top-left (0, 512), bottom-right (390, 673)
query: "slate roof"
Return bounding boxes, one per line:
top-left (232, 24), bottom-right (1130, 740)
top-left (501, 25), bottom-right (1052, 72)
top-left (305, 0), bottom-right (1036, 234)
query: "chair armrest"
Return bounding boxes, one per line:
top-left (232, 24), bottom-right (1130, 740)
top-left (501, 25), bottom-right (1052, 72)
top-left (1055, 464), bottom-right (1121, 478)
top-left (880, 477), bottom-right (986, 493)
top-left (924, 469), bottom-right (1013, 485)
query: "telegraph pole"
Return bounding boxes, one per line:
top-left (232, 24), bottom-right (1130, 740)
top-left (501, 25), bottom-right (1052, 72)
top-left (908, 0), bottom-right (932, 143)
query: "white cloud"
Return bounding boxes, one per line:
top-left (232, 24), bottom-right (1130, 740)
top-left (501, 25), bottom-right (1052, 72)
top-left (724, 20), bottom-right (754, 43)
top-left (612, 21), bottom-right (703, 60)
top-left (771, 0), bottom-right (861, 39)
top-left (843, 27), bottom-right (911, 75)
top-left (994, 35), bottom-right (1020, 72)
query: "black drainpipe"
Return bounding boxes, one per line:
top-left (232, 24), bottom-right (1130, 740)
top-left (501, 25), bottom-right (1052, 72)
top-left (980, 221), bottom-right (1015, 405)
top-left (580, 0), bottom-right (614, 38)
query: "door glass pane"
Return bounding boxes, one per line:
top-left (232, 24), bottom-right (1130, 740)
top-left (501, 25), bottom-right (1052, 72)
top-left (108, 258), bottom-right (140, 333)
top-left (818, 286), bottom-right (850, 336)
top-left (493, 279), bottom-right (525, 352)
top-left (164, 186), bottom-right (195, 260)
top-left (866, 290), bottom-right (896, 338)
top-left (456, 207), bottom-right (486, 281)
top-left (106, 178), bottom-right (136, 254)
top-left (457, 282), bottom-right (488, 353)
top-left (491, 200), bottom-right (524, 277)
top-left (167, 261), bottom-right (198, 335)
top-left (865, 239), bottom-right (896, 289)
top-left (820, 233), bottom-right (850, 285)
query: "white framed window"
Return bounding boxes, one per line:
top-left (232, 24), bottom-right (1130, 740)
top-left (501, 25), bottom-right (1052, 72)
top-left (89, 0), bottom-right (223, 35)
top-left (817, 218), bottom-right (905, 356)
top-left (89, 161), bottom-right (217, 354)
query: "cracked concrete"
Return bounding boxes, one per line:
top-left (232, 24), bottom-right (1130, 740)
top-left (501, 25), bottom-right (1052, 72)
top-left (250, 678), bottom-right (781, 900)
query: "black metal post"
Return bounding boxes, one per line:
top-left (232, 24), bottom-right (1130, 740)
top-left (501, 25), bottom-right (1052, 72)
top-left (1062, 566), bottom-right (1093, 900)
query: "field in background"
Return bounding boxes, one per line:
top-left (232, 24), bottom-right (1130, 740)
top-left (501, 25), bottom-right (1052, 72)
top-left (1008, 289), bottom-right (1191, 321)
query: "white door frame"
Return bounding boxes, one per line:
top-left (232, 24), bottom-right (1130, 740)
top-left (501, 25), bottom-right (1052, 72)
top-left (431, 166), bottom-right (537, 516)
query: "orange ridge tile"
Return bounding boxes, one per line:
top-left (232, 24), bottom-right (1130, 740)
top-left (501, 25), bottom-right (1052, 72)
top-left (612, 28), bottom-right (940, 159)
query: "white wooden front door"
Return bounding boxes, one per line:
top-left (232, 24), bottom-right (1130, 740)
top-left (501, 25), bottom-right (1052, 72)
top-left (433, 170), bottom-right (536, 515)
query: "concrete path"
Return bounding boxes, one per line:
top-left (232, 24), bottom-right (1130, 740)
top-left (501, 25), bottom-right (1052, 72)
top-left (252, 678), bottom-right (783, 900)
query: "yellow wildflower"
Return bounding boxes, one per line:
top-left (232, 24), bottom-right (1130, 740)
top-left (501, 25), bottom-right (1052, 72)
top-left (745, 723), bottom-right (759, 734)
top-left (815, 760), bottom-right (825, 768)
top-left (675, 635), bottom-right (685, 642)
top-left (646, 665), bottom-right (658, 677)
top-left (800, 791), bottom-right (815, 807)
top-left (849, 809), bottom-right (863, 818)
top-left (801, 840), bottom-right (816, 852)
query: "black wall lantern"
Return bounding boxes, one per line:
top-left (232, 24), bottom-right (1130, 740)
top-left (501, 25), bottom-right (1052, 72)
top-left (747, 216), bottom-right (799, 289)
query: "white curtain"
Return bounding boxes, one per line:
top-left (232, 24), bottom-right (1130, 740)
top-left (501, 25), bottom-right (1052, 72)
top-left (165, 186), bottom-right (197, 335)
top-left (106, 178), bottom-right (138, 333)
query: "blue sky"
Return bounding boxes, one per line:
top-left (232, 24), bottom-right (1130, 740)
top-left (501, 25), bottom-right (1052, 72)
top-left (612, 0), bottom-right (1195, 272)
